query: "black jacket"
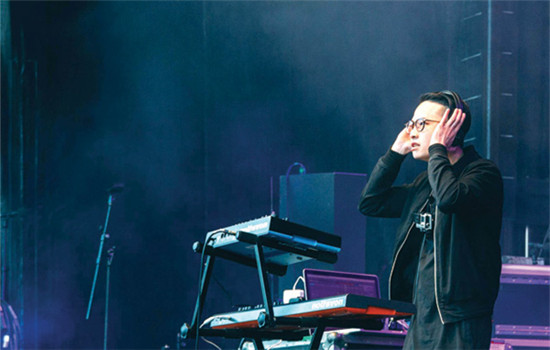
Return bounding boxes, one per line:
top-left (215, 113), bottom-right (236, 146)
top-left (359, 144), bottom-right (503, 324)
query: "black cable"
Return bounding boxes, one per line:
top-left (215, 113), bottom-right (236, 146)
top-left (536, 227), bottom-right (550, 260)
top-left (284, 162), bottom-right (307, 219)
top-left (212, 274), bottom-right (234, 307)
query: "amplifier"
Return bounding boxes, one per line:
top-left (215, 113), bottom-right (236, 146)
top-left (492, 264), bottom-right (550, 349)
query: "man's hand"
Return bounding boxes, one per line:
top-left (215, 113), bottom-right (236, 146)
top-left (391, 128), bottom-right (412, 155)
top-left (430, 108), bottom-right (466, 148)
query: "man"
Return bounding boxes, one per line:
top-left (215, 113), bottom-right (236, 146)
top-left (359, 91), bottom-right (503, 349)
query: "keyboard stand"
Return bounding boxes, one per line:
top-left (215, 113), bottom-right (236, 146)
top-left (179, 227), bottom-right (353, 350)
top-left (182, 233), bottom-right (300, 341)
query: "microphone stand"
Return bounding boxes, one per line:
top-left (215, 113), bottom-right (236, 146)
top-left (86, 193), bottom-right (114, 320)
top-left (104, 246), bottom-right (115, 350)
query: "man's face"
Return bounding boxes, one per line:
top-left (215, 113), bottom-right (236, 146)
top-left (408, 101), bottom-right (446, 162)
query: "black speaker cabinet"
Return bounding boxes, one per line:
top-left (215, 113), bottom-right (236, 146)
top-left (492, 264), bottom-right (550, 349)
top-left (277, 172), bottom-right (367, 296)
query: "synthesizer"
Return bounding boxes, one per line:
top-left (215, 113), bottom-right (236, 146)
top-left (205, 294), bottom-right (416, 330)
top-left (205, 215), bottom-right (341, 265)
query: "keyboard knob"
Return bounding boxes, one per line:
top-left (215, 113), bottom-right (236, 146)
top-left (257, 311), bottom-right (267, 328)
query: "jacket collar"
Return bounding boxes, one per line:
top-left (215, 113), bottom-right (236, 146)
top-left (452, 146), bottom-right (480, 176)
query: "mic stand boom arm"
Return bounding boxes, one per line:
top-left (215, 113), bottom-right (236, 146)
top-left (86, 193), bottom-right (114, 320)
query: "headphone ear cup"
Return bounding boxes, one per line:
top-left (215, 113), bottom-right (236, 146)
top-left (440, 90), bottom-right (465, 147)
top-left (452, 129), bottom-right (464, 147)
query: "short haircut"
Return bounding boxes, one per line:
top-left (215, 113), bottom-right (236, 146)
top-left (419, 90), bottom-right (471, 147)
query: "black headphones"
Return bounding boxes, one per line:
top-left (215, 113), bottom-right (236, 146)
top-left (440, 90), bottom-right (468, 147)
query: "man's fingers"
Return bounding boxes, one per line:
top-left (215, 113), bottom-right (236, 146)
top-left (447, 112), bottom-right (466, 146)
top-left (440, 108), bottom-right (451, 125)
top-left (448, 109), bottom-right (464, 129)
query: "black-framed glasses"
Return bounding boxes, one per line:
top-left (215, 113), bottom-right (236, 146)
top-left (404, 118), bottom-right (440, 133)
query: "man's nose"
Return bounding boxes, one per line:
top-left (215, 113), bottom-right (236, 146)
top-left (409, 128), bottom-right (419, 139)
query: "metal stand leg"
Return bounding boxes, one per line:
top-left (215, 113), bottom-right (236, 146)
top-left (192, 255), bottom-right (215, 329)
top-left (309, 321), bottom-right (326, 350)
top-left (252, 338), bottom-right (265, 350)
top-left (103, 247), bottom-right (115, 350)
top-left (254, 243), bottom-right (275, 327)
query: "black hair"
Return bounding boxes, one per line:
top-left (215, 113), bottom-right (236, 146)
top-left (419, 90), bottom-right (471, 147)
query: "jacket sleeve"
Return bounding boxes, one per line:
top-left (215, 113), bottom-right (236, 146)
top-left (358, 149), bottom-right (410, 218)
top-left (427, 144), bottom-right (503, 213)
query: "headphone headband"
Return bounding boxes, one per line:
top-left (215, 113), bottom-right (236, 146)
top-left (440, 90), bottom-right (464, 111)
top-left (439, 90), bottom-right (468, 147)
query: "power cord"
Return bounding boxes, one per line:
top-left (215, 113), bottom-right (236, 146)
top-left (292, 276), bottom-right (305, 290)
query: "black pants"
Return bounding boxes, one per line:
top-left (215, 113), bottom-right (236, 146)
top-left (403, 313), bottom-right (493, 350)
top-left (403, 236), bottom-right (492, 350)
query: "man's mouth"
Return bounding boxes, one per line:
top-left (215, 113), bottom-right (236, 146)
top-left (411, 142), bottom-right (420, 149)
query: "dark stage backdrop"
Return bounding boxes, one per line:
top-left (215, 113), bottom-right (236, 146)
top-left (2, 1), bottom-right (548, 349)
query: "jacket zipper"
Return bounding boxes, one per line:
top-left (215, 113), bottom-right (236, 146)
top-left (412, 237), bottom-right (426, 304)
top-left (388, 198), bottom-right (430, 299)
top-left (433, 207), bottom-right (445, 324)
top-left (388, 222), bottom-right (415, 298)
